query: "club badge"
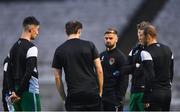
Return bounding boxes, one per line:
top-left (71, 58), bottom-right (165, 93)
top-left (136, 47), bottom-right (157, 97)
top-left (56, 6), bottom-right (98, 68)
top-left (109, 58), bottom-right (115, 65)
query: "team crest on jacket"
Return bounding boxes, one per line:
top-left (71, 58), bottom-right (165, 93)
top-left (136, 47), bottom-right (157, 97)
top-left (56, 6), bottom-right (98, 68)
top-left (109, 58), bottom-right (115, 65)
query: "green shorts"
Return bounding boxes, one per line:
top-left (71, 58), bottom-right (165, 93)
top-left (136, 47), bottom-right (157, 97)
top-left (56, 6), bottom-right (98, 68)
top-left (13, 91), bottom-right (41, 111)
top-left (129, 92), bottom-right (144, 111)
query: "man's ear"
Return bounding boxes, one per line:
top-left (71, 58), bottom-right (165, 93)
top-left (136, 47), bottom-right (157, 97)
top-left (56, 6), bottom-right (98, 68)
top-left (115, 35), bottom-right (118, 43)
top-left (77, 29), bottom-right (82, 35)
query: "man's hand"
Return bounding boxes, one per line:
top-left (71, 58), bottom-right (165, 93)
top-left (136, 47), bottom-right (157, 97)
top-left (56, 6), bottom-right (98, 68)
top-left (144, 102), bottom-right (150, 109)
top-left (8, 92), bottom-right (20, 103)
top-left (145, 103), bottom-right (150, 107)
top-left (99, 92), bottom-right (102, 97)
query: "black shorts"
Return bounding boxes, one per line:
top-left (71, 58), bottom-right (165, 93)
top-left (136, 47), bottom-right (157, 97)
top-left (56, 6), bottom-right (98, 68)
top-left (147, 89), bottom-right (171, 111)
top-left (65, 93), bottom-right (101, 111)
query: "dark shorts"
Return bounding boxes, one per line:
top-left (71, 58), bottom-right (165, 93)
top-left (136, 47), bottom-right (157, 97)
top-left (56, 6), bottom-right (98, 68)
top-left (102, 95), bottom-right (124, 111)
top-left (146, 89), bottom-right (171, 111)
top-left (65, 93), bottom-right (101, 111)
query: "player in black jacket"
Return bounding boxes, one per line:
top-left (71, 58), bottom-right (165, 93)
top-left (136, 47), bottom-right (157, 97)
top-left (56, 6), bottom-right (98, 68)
top-left (128, 21), bottom-right (150, 111)
top-left (128, 44), bottom-right (145, 111)
top-left (7, 16), bottom-right (41, 111)
top-left (100, 28), bottom-right (137, 111)
top-left (141, 24), bottom-right (174, 111)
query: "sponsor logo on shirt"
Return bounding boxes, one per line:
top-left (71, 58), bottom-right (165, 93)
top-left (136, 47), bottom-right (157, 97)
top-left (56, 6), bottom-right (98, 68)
top-left (113, 70), bottom-right (120, 76)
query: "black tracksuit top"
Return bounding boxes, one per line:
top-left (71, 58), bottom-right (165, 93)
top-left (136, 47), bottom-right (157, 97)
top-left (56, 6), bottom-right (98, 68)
top-left (128, 44), bottom-right (146, 93)
top-left (100, 47), bottom-right (128, 104)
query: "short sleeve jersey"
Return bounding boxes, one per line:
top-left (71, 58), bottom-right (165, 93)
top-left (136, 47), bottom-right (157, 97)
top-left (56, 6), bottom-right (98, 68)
top-left (52, 38), bottom-right (100, 96)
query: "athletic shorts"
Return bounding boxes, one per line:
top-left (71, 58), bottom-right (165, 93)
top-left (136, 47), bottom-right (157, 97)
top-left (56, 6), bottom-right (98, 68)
top-left (13, 91), bottom-right (41, 111)
top-left (129, 92), bottom-right (144, 111)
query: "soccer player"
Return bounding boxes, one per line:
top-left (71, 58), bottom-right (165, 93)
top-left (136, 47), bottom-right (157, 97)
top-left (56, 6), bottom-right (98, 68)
top-left (140, 23), bottom-right (174, 111)
top-left (100, 28), bottom-right (129, 111)
top-left (8, 16), bottom-right (41, 111)
top-left (52, 20), bottom-right (103, 111)
top-left (128, 21), bottom-right (150, 111)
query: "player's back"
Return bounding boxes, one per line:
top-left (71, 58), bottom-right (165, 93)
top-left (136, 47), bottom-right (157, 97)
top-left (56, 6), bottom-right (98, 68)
top-left (146, 43), bottom-right (173, 89)
top-left (55, 38), bottom-right (99, 96)
top-left (10, 38), bottom-right (35, 80)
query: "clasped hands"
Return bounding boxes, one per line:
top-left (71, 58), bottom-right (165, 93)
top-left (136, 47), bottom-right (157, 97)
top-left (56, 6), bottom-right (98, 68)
top-left (8, 92), bottom-right (21, 103)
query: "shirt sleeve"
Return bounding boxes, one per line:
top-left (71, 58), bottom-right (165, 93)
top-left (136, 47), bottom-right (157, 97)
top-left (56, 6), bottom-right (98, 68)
top-left (91, 42), bottom-right (99, 60)
top-left (52, 48), bottom-right (63, 69)
top-left (140, 50), bottom-right (155, 102)
top-left (127, 50), bottom-right (133, 64)
top-left (6, 56), bottom-right (15, 92)
top-left (3, 57), bottom-right (11, 93)
top-left (16, 46), bottom-right (38, 96)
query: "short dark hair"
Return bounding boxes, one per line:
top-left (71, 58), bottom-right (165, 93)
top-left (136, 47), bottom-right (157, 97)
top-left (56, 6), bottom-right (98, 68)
top-left (23, 16), bottom-right (40, 29)
top-left (65, 21), bottom-right (83, 36)
top-left (104, 28), bottom-right (118, 35)
top-left (137, 21), bottom-right (150, 30)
